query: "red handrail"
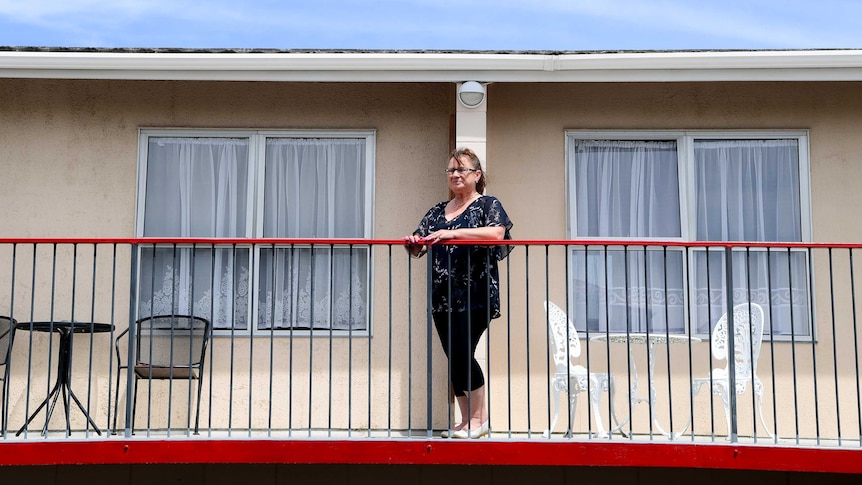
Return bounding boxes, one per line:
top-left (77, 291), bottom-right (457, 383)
top-left (0, 236), bottom-right (860, 249)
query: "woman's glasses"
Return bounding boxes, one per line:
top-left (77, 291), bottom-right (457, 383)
top-left (444, 167), bottom-right (479, 175)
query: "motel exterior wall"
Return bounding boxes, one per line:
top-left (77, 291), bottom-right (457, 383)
top-left (3, 75), bottom-right (862, 438)
top-left (0, 79), bottom-right (452, 238)
top-left (489, 80), bottom-right (862, 242)
top-left (486, 80), bottom-right (862, 437)
top-left (0, 78), bottom-right (457, 430)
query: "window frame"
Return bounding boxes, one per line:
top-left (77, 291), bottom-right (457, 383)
top-left (135, 128), bottom-right (377, 337)
top-left (565, 129), bottom-right (814, 340)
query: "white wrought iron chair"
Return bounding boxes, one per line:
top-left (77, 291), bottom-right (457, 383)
top-left (690, 302), bottom-right (775, 439)
top-left (543, 301), bottom-right (616, 438)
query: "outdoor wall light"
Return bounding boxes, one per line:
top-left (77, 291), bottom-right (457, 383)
top-left (458, 81), bottom-right (486, 108)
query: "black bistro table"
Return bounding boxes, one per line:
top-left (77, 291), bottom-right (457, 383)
top-left (15, 320), bottom-right (115, 436)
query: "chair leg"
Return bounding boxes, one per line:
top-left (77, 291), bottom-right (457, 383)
top-left (714, 385), bottom-right (731, 440)
top-left (114, 373), bottom-right (139, 435)
top-left (587, 375), bottom-right (608, 438)
top-left (754, 383), bottom-right (776, 440)
top-left (543, 380), bottom-right (563, 438)
top-left (1, 366), bottom-right (10, 436)
top-left (680, 381), bottom-right (705, 437)
top-left (1, 380), bottom-right (5, 436)
top-left (566, 388), bottom-right (579, 438)
top-left (607, 375), bottom-right (624, 435)
top-left (112, 369), bottom-right (122, 434)
top-left (194, 377), bottom-right (203, 435)
top-left (131, 377), bottom-right (138, 433)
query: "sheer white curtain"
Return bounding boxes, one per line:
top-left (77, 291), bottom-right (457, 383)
top-left (258, 138), bottom-right (368, 330)
top-left (140, 137), bottom-right (251, 329)
top-left (693, 139), bottom-right (808, 336)
top-left (569, 139), bottom-right (685, 333)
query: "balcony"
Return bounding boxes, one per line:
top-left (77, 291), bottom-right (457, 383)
top-left (1, 237), bottom-right (862, 472)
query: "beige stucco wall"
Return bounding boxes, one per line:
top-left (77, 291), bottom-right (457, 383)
top-left (0, 78), bottom-right (452, 237)
top-left (484, 81), bottom-right (862, 439)
top-left (3, 78), bottom-right (862, 439)
top-left (487, 81), bottom-right (862, 241)
top-left (0, 78), bottom-right (456, 432)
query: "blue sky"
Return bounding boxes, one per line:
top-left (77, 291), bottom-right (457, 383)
top-left (0, 0), bottom-right (860, 51)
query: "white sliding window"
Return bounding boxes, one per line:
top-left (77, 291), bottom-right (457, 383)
top-left (692, 139), bottom-right (809, 336)
top-left (568, 139), bottom-right (685, 334)
top-left (257, 138), bottom-right (369, 330)
top-left (566, 131), bottom-right (812, 337)
top-left (137, 130), bottom-right (374, 335)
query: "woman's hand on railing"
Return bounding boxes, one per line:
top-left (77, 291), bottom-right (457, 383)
top-left (403, 234), bottom-right (427, 258)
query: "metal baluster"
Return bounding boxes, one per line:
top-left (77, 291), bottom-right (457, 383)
top-left (725, 245), bottom-right (737, 443)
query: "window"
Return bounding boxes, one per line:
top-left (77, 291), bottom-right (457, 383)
top-left (136, 130), bottom-right (374, 335)
top-left (566, 131), bottom-right (811, 337)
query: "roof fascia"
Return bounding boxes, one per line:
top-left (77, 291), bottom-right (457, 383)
top-left (2, 50), bottom-right (862, 82)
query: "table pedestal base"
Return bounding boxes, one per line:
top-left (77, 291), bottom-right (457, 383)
top-left (15, 330), bottom-right (102, 436)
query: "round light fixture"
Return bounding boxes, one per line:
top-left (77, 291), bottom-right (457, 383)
top-left (458, 81), bottom-right (486, 108)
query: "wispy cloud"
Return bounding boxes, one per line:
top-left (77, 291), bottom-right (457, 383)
top-left (458, 0), bottom-right (862, 48)
top-left (0, 0), bottom-right (860, 49)
top-left (558, 0), bottom-right (862, 48)
top-left (399, 0), bottom-right (862, 48)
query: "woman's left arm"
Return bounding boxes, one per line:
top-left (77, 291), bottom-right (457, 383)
top-left (424, 225), bottom-right (504, 243)
top-left (424, 196), bottom-right (511, 244)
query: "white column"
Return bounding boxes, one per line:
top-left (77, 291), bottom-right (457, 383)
top-left (455, 83), bottom-right (489, 419)
top-left (455, 82), bottom-right (488, 178)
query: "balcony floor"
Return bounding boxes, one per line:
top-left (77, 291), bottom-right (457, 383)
top-left (4, 427), bottom-right (854, 447)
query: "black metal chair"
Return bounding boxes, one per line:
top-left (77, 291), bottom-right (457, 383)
top-left (113, 314), bottom-right (210, 434)
top-left (0, 315), bottom-right (16, 434)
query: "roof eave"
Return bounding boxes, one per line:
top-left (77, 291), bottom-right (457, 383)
top-left (2, 49), bottom-right (862, 82)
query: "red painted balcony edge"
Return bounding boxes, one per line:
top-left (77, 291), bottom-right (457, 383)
top-left (0, 440), bottom-right (860, 473)
top-left (1, 237), bottom-right (860, 250)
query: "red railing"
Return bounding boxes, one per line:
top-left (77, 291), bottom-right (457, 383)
top-left (0, 237), bottom-right (861, 472)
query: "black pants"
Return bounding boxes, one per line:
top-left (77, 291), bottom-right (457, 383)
top-left (432, 309), bottom-right (490, 396)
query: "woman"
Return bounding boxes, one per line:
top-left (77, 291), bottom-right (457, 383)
top-left (404, 147), bottom-right (513, 439)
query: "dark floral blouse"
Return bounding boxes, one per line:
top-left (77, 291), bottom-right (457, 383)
top-left (413, 195), bottom-right (513, 319)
